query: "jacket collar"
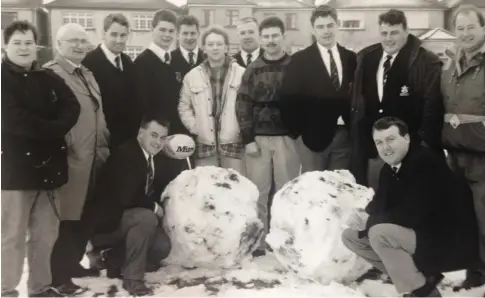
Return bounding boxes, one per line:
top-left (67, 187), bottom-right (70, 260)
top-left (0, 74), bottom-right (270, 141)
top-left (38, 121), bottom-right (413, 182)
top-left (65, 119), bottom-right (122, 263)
top-left (3, 56), bottom-right (42, 73)
top-left (54, 54), bottom-right (88, 75)
top-left (359, 34), bottom-right (422, 69)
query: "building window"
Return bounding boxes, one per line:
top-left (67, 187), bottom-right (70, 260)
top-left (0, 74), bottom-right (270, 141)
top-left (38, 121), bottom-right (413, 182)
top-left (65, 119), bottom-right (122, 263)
top-left (62, 12), bottom-right (94, 29)
top-left (338, 19), bottom-right (363, 29)
top-left (263, 12), bottom-right (276, 18)
top-left (1, 12), bottom-right (18, 29)
top-left (285, 13), bottom-right (297, 30)
top-left (124, 46), bottom-right (144, 60)
top-left (226, 10), bottom-right (239, 27)
top-left (203, 10), bottom-right (215, 27)
top-left (132, 14), bottom-right (153, 31)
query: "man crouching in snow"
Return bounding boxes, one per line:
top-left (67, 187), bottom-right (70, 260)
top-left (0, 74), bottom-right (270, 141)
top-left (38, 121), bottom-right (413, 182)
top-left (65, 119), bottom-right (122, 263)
top-left (81, 115), bottom-right (186, 296)
top-left (342, 117), bottom-right (479, 297)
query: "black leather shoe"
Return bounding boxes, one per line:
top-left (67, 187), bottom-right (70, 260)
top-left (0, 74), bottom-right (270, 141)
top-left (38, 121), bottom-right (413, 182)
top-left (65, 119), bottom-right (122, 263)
top-left (453, 269), bottom-right (485, 291)
top-left (53, 280), bottom-right (87, 296)
top-left (101, 249), bottom-right (122, 279)
top-left (403, 274), bottom-right (444, 297)
top-left (29, 287), bottom-right (63, 297)
top-left (122, 279), bottom-right (153, 296)
top-left (252, 249), bottom-right (266, 258)
top-left (355, 267), bottom-right (384, 283)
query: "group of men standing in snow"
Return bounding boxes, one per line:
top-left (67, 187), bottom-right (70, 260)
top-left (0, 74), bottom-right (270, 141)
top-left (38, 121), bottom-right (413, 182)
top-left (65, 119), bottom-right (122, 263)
top-left (1, 2), bottom-right (485, 297)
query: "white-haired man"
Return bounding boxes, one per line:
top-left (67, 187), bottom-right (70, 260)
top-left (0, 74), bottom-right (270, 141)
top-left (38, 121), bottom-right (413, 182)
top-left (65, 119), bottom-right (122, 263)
top-left (44, 23), bottom-right (110, 296)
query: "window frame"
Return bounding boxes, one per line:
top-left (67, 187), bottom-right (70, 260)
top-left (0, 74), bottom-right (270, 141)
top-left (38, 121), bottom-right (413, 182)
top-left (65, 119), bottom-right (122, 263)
top-left (1, 11), bottom-right (18, 30)
top-left (226, 10), bottom-right (239, 27)
top-left (124, 46), bottom-right (144, 60)
top-left (285, 13), bottom-right (297, 30)
top-left (132, 14), bottom-right (153, 31)
top-left (62, 12), bottom-right (95, 30)
top-left (202, 9), bottom-right (215, 28)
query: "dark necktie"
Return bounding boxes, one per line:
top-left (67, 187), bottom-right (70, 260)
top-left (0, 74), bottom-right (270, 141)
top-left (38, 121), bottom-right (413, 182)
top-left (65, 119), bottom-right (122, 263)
top-left (246, 53), bottom-right (252, 66)
top-left (145, 155), bottom-right (154, 196)
top-left (188, 51), bottom-right (195, 66)
top-left (328, 49), bottom-right (340, 89)
top-left (74, 67), bottom-right (99, 110)
top-left (164, 52), bottom-right (170, 64)
top-left (114, 56), bottom-right (121, 71)
top-left (392, 166), bottom-right (399, 174)
top-left (383, 55), bottom-right (393, 85)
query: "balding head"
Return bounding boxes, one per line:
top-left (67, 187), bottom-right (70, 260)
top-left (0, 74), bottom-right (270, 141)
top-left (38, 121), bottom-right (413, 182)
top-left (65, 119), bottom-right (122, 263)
top-left (56, 23), bottom-right (90, 64)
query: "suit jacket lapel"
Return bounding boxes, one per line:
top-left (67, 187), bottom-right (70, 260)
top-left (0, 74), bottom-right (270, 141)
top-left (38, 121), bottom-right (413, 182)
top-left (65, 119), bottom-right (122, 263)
top-left (309, 43), bottom-right (332, 83)
top-left (196, 49), bottom-right (205, 65)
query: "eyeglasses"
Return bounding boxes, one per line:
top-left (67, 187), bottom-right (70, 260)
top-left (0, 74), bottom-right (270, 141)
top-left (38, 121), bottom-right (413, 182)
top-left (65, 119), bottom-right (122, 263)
top-left (61, 38), bottom-right (90, 45)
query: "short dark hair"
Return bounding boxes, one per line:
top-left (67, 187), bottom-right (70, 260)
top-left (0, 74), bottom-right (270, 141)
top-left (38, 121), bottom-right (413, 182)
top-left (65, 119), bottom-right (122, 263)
top-left (140, 115), bottom-right (170, 130)
top-left (152, 9), bottom-right (177, 29)
top-left (453, 4), bottom-right (485, 27)
top-left (176, 15), bottom-right (199, 32)
top-left (311, 5), bottom-right (338, 25)
top-left (259, 16), bottom-right (285, 34)
top-left (201, 25), bottom-right (229, 46)
top-left (238, 16), bottom-right (259, 27)
top-left (372, 117), bottom-right (409, 137)
top-left (378, 9), bottom-right (408, 30)
top-left (3, 20), bottom-right (38, 45)
top-left (103, 13), bottom-right (130, 31)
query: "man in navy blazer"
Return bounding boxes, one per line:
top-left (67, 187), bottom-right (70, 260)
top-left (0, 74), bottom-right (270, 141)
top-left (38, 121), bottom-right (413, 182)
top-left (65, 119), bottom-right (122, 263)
top-left (280, 5), bottom-right (357, 173)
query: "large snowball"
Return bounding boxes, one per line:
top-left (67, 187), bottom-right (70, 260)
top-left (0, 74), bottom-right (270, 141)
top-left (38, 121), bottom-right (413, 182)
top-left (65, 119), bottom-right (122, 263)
top-left (266, 170), bottom-right (374, 285)
top-left (161, 166), bottom-right (264, 269)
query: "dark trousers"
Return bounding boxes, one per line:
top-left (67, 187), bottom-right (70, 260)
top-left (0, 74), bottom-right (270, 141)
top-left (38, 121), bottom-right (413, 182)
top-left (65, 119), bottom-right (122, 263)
top-left (50, 220), bottom-right (87, 285)
top-left (108, 208), bottom-right (171, 281)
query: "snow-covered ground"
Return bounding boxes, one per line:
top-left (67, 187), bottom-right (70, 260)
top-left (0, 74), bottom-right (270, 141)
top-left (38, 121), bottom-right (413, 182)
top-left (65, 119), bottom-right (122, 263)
top-left (16, 253), bottom-right (485, 297)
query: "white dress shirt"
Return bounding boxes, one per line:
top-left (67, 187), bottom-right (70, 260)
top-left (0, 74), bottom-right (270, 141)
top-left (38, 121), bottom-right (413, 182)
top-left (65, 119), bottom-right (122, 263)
top-left (241, 47), bottom-right (261, 66)
top-left (148, 42), bottom-right (171, 64)
top-left (180, 45), bottom-right (199, 64)
top-left (317, 42), bottom-right (345, 125)
top-left (377, 51), bottom-right (398, 101)
top-left (101, 43), bottom-right (123, 70)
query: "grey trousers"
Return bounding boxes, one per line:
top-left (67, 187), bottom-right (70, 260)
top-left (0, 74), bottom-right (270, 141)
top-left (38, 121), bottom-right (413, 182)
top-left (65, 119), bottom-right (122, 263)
top-left (1, 190), bottom-right (60, 295)
top-left (448, 152), bottom-right (485, 266)
top-left (367, 157), bottom-right (385, 192)
top-left (245, 136), bottom-right (300, 249)
top-left (342, 224), bottom-right (426, 294)
top-left (120, 208), bottom-right (171, 280)
top-left (195, 154), bottom-right (246, 176)
top-left (297, 127), bottom-right (351, 173)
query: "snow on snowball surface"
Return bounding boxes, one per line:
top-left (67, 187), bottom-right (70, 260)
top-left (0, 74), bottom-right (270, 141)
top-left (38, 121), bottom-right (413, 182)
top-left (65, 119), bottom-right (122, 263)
top-left (161, 166), bottom-right (264, 269)
top-left (266, 170), bottom-right (375, 285)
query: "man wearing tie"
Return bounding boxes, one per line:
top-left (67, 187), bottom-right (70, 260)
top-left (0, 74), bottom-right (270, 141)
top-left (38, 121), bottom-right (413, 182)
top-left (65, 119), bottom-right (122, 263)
top-left (88, 116), bottom-right (176, 296)
top-left (83, 14), bottom-right (141, 151)
top-left (170, 15), bottom-right (204, 84)
top-left (233, 17), bottom-right (263, 68)
top-left (133, 10), bottom-right (181, 135)
top-left (349, 9), bottom-right (443, 190)
top-left (280, 5), bottom-right (357, 172)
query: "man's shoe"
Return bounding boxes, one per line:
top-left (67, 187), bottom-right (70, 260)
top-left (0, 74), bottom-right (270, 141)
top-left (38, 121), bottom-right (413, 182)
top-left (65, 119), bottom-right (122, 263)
top-left (122, 279), bottom-right (153, 296)
top-left (453, 269), bottom-right (485, 291)
top-left (403, 274), bottom-right (444, 297)
top-left (2, 289), bottom-right (19, 297)
top-left (71, 265), bottom-right (100, 278)
top-left (355, 267), bottom-right (384, 283)
top-left (252, 249), bottom-right (266, 258)
top-left (87, 248), bottom-right (106, 270)
top-left (29, 287), bottom-right (63, 297)
top-left (53, 280), bottom-right (87, 296)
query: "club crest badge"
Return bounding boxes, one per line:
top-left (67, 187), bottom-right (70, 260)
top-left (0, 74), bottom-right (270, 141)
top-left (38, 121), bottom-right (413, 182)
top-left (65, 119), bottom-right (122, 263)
top-left (400, 85), bottom-right (409, 96)
top-left (175, 72), bottom-right (182, 83)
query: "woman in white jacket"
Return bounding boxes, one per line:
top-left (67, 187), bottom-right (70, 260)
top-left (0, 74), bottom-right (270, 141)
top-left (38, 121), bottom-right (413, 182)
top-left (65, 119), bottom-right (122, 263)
top-left (178, 25), bottom-right (246, 175)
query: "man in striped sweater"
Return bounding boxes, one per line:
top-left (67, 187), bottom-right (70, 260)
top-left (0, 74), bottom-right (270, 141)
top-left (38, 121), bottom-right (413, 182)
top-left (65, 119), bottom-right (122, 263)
top-left (236, 16), bottom-right (300, 257)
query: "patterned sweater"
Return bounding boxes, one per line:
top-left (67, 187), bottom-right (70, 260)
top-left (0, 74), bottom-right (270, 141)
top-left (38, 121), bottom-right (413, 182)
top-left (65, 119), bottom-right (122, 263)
top-left (236, 54), bottom-right (291, 145)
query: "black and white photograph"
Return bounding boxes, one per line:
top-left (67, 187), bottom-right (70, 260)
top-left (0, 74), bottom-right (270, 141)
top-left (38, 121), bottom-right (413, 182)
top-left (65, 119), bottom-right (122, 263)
top-left (1, 0), bottom-right (485, 296)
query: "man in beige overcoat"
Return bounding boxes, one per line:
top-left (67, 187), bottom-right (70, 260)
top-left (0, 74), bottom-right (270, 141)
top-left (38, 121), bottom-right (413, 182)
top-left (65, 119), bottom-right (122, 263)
top-left (44, 23), bottom-right (109, 296)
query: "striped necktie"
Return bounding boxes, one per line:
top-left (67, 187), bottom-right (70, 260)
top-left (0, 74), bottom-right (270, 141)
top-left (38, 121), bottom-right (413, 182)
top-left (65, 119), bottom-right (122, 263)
top-left (328, 49), bottom-right (340, 89)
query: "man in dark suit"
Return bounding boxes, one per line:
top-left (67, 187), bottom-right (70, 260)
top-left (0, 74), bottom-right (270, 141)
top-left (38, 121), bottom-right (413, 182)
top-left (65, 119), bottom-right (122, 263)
top-left (87, 116), bottom-right (182, 296)
top-left (133, 9), bottom-right (183, 135)
top-left (83, 13), bottom-right (141, 151)
top-left (233, 17), bottom-right (263, 68)
top-left (349, 9), bottom-right (443, 190)
top-left (170, 15), bottom-right (204, 85)
top-left (280, 5), bottom-right (357, 172)
top-left (342, 117), bottom-right (479, 297)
